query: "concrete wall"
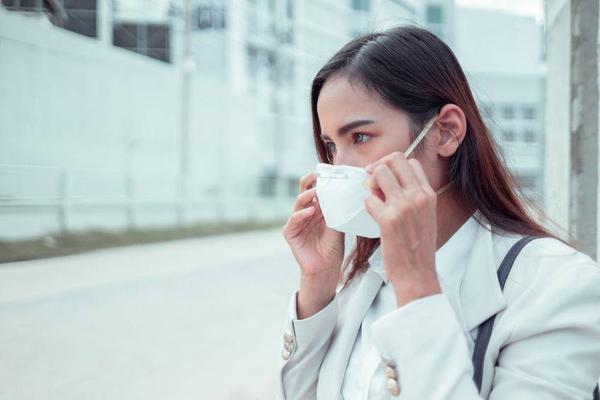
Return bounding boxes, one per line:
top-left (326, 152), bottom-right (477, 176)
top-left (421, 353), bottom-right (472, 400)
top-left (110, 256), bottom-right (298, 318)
top-left (544, 0), bottom-right (600, 259)
top-left (0, 7), bottom-right (281, 240)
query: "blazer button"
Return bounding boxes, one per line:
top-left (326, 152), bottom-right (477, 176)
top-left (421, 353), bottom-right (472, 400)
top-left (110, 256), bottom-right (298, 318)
top-left (283, 340), bottom-right (295, 352)
top-left (386, 378), bottom-right (401, 396)
top-left (281, 348), bottom-right (291, 360)
top-left (384, 365), bottom-right (397, 379)
top-left (283, 331), bottom-right (294, 344)
top-left (381, 355), bottom-right (396, 368)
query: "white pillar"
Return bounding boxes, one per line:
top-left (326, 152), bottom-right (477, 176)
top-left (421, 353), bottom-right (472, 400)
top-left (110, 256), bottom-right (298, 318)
top-left (97, 0), bottom-right (113, 45)
top-left (227, 0), bottom-right (247, 93)
top-left (544, 0), bottom-right (572, 238)
top-left (569, 0), bottom-right (598, 258)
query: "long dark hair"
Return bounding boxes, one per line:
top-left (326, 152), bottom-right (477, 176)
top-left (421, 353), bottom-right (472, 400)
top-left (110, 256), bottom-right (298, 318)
top-left (310, 25), bottom-right (559, 287)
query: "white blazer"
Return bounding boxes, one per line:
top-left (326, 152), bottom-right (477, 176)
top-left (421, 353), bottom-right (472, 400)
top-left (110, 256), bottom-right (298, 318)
top-left (276, 212), bottom-right (600, 399)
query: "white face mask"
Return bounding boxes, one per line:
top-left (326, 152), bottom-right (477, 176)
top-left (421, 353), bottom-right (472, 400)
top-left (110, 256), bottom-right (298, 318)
top-left (315, 116), bottom-right (452, 238)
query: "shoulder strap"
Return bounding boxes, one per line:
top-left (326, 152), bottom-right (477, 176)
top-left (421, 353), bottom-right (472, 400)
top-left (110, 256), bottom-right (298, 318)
top-left (471, 235), bottom-right (600, 399)
top-left (471, 235), bottom-right (540, 392)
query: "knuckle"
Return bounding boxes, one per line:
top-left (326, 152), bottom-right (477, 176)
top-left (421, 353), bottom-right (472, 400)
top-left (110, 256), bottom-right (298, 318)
top-left (414, 192), bottom-right (428, 207)
top-left (389, 210), bottom-right (404, 224)
top-left (373, 164), bottom-right (386, 175)
top-left (397, 202), bottom-right (411, 216)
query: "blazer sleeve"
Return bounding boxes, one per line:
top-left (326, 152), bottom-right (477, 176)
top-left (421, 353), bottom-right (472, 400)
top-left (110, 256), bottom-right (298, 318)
top-left (368, 263), bottom-right (600, 399)
top-left (276, 288), bottom-right (339, 400)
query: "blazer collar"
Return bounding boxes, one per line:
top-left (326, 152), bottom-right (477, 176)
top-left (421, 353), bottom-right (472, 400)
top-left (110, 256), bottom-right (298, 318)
top-left (367, 209), bottom-right (506, 334)
top-left (319, 211), bottom-right (507, 398)
top-left (457, 211), bottom-right (507, 333)
top-left (319, 267), bottom-right (384, 399)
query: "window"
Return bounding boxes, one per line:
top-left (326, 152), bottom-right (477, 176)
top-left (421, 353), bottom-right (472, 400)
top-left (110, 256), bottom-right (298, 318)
top-left (501, 105), bottom-right (514, 119)
top-left (481, 103), bottom-right (494, 118)
top-left (352, 0), bottom-right (370, 11)
top-left (194, 4), bottom-right (226, 30)
top-left (522, 105), bottom-right (536, 120)
top-left (503, 129), bottom-right (515, 141)
top-left (61, 0), bottom-right (98, 38)
top-left (516, 174), bottom-right (537, 191)
top-left (2, 0), bottom-right (44, 10)
top-left (426, 5), bottom-right (443, 24)
top-left (113, 23), bottom-right (171, 63)
top-left (259, 167), bottom-right (277, 197)
top-left (523, 130), bottom-right (536, 142)
top-left (2, 0), bottom-right (97, 37)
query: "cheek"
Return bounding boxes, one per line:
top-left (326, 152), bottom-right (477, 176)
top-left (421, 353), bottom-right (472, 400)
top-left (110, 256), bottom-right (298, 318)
top-left (366, 134), bottom-right (411, 162)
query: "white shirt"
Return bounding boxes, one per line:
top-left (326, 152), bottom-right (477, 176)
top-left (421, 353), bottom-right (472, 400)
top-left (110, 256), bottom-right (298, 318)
top-left (341, 212), bottom-right (480, 400)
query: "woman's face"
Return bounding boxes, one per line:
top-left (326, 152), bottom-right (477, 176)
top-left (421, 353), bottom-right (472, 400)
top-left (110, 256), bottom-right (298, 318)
top-left (316, 74), bottom-right (419, 168)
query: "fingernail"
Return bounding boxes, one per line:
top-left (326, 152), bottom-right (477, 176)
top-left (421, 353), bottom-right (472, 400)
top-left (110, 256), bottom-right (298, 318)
top-left (365, 164), bottom-right (373, 172)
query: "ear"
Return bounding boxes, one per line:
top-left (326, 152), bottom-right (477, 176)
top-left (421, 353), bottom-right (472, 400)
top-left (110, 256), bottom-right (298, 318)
top-left (434, 104), bottom-right (467, 157)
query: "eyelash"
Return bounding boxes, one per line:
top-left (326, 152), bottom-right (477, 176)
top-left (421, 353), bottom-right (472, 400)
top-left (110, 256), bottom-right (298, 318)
top-left (324, 132), bottom-right (371, 154)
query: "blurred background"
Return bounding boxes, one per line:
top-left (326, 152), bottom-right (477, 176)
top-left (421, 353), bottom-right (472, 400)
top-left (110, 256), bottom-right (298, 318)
top-left (0, 0), bottom-right (598, 399)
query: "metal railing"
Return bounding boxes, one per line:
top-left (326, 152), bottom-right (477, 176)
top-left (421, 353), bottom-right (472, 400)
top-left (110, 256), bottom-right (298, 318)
top-left (0, 163), bottom-right (294, 240)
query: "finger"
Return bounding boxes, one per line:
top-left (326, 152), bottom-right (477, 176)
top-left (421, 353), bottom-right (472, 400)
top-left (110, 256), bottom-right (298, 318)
top-left (293, 187), bottom-right (317, 212)
top-left (370, 164), bottom-right (401, 201)
top-left (408, 159), bottom-right (435, 195)
top-left (364, 193), bottom-right (386, 221)
top-left (364, 151), bottom-right (401, 173)
top-left (387, 153), bottom-right (418, 189)
top-left (298, 172), bottom-right (317, 193)
top-left (283, 207), bottom-right (316, 239)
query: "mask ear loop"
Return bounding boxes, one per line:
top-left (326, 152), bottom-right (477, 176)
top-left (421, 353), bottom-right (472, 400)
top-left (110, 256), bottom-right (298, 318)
top-left (404, 115), bottom-right (454, 196)
top-left (435, 181), bottom-right (453, 195)
top-left (403, 116), bottom-right (438, 158)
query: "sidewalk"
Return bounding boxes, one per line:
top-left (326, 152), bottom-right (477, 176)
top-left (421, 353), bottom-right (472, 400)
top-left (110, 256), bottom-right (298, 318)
top-left (0, 228), bottom-right (299, 400)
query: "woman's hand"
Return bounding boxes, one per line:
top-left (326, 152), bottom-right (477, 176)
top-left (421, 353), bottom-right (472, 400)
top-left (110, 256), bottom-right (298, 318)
top-left (363, 152), bottom-right (442, 307)
top-left (283, 171), bottom-right (345, 318)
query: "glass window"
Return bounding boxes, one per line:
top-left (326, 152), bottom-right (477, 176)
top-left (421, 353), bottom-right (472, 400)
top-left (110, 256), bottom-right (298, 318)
top-left (502, 105), bottom-right (514, 119)
top-left (523, 130), bottom-right (536, 142)
top-left (503, 129), bottom-right (515, 141)
top-left (352, 0), bottom-right (370, 11)
top-left (427, 5), bottom-right (443, 24)
top-left (113, 23), bottom-right (171, 63)
top-left (522, 105), bottom-right (536, 120)
top-left (481, 103), bottom-right (494, 118)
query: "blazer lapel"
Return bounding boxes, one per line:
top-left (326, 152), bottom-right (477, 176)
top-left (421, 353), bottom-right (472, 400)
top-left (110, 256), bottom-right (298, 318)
top-left (318, 267), bottom-right (384, 398)
top-left (459, 216), bottom-right (507, 335)
top-left (319, 213), bottom-right (509, 397)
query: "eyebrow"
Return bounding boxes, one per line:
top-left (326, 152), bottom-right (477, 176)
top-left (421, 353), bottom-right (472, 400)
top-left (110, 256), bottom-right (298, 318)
top-left (320, 119), bottom-right (375, 140)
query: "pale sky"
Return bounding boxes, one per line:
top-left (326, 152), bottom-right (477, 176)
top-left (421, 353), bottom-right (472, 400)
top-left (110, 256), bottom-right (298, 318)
top-left (456, 0), bottom-right (544, 22)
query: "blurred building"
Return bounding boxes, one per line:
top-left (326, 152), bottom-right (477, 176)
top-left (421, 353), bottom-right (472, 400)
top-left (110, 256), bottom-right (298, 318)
top-left (0, 0), bottom-right (424, 240)
top-left (0, 0), bottom-right (552, 242)
top-left (424, 0), bottom-right (455, 43)
top-left (450, 5), bottom-right (546, 203)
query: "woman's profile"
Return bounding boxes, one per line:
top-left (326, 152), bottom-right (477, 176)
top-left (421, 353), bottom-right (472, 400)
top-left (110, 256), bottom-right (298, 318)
top-left (276, 25), bottom-right (600, 399)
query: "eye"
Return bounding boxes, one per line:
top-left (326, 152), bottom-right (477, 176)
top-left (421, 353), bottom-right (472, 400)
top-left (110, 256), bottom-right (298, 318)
top-left (353, 132), bottom-right (371, 144)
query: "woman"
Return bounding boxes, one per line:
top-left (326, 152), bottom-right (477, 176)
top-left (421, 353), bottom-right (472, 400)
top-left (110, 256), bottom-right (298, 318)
top-left (276, 26), bottom-right (600, 399)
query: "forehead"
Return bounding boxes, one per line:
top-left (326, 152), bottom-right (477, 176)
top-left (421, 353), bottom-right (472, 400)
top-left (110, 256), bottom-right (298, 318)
top-left (316, 74), bottom-right (403, 133)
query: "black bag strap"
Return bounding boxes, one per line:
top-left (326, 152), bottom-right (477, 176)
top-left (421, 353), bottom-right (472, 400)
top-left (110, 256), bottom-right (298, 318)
top-left (471, 235), bottom-right (600, 399)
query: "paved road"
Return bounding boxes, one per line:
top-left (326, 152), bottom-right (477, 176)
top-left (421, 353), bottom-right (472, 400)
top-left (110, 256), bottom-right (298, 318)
top-left (0, 228), bottom-right (300, 400)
